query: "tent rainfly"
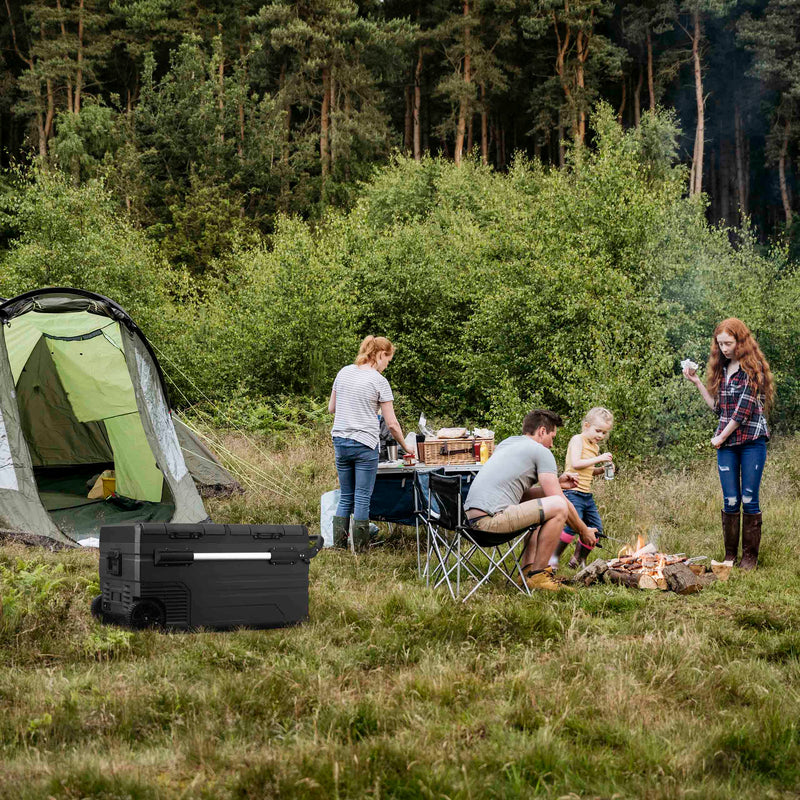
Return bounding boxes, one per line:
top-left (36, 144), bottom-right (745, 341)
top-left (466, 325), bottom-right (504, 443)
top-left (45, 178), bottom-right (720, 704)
top-left (0, 288), bottom-right (237, 545)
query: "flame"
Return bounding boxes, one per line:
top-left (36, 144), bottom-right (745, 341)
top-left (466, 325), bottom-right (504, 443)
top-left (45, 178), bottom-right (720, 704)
top-left (636, 534), bottom-right (647, 552)
top-left (658, 556), bottom-right (666, 569)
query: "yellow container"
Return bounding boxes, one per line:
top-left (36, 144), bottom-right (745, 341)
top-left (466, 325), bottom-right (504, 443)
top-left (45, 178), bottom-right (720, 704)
top-left (101, 475), bottom-right (116, 497)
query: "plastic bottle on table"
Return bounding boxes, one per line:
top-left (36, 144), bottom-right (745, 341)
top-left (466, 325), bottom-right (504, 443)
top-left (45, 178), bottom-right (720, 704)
top-left (479, 440), bottom-right (489, 464)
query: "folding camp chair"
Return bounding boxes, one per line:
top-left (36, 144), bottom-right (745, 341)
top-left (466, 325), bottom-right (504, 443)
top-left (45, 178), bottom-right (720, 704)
top-left (420, 472), bottom-right (538, 602)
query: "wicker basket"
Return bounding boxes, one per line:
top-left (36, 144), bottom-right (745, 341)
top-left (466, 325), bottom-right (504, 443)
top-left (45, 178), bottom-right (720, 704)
top-left (418, 438), bottom-right (495, 466)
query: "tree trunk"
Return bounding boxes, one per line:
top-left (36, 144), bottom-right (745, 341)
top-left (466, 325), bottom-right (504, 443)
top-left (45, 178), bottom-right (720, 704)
top-left (691, 10), bottom-right (704, 197)
top-left (734, 104), bottom-right (747, 221)
top-left (646, 26), bottom-right (655, 111)
top-left (617, 76), bottom-right (626, 126)
top-left (320, 65), bottom-right (331, 179)
top-left (329, 71), bottom-right (336, 168)
top-left (280, 62), bottom-right (291, 167)
top-left (44, 76), bottom-right (55, 141)
top-left (575, 28), bottom-right (588, 143)
top-left (74, 0), bottom-right (84, 113)
top-left (778, 117), bottom-right (792, 227)
top-left (720, 138), bottom-right (731, 223)
top-left (454, 0), bottom-right (470, 166)
top-left (37, 111), bottom-right (47, 158)
top-left (633, 65), bottom-right (642, 127)
top-left (404, 84), bottom-right (413, 153)
top-left (237, 41), bottom-right (246, 159)
top-left (480, 83), bottom-right (488, 166)
top-left (413, 47), bottom-right (422, 160)
top-left (56, 0), bottom-right (74, 113)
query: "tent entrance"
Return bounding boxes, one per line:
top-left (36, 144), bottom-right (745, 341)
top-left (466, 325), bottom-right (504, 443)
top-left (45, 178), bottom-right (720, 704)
top-left (6, 311), bottom-right (175, 540)
top-left (33, 463), bottom-right (174, 541)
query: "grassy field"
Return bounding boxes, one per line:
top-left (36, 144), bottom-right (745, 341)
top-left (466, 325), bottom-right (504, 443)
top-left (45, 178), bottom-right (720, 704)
top-left (2, 430), bottom-right (800, 799)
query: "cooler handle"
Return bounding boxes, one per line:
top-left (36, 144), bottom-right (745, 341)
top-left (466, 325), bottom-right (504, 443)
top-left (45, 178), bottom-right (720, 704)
top-left (302, 535), bottom-right (324, 562)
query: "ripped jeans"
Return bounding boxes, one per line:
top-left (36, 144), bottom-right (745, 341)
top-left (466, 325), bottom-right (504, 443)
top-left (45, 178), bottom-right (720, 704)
top-left (717, 437), bottom-right (767, 515)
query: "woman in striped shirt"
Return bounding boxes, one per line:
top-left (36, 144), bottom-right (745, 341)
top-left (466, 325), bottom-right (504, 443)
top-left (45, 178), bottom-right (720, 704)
top-left (328, 336), bottom-right (408, 552)
top-left (683, 318), bottom-right (774, 570)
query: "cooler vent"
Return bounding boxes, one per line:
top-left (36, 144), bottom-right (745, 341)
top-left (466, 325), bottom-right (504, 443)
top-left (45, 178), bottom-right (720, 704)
top-left (142, 583), bottom-right (190, 626)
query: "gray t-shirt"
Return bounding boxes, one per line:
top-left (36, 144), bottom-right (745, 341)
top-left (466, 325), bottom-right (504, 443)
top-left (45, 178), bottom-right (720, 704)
top-left (465, 435), bottom-right (558, 515)
top-left (330, 364), bottom-right (394, 450)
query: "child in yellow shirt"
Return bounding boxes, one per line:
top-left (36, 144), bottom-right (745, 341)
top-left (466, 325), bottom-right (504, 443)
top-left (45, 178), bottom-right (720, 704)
top-left (549, 407), bottom-right (614, 570)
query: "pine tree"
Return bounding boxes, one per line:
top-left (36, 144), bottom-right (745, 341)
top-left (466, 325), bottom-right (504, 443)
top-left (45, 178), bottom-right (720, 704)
top-left (739, 0), bottom-right (800, 226)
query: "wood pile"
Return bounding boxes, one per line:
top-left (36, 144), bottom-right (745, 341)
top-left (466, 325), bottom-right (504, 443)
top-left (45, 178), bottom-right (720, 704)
top-left (572, 541), bottom-right (726, 594)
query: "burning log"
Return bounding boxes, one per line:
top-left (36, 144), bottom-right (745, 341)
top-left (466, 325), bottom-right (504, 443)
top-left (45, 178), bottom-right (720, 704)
top-left (570, 538), bottom-right (714, 595)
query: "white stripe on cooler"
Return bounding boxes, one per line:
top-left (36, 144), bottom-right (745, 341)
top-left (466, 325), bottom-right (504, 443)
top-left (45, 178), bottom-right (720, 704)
top-left (192, 552), bottom-right (272, 561)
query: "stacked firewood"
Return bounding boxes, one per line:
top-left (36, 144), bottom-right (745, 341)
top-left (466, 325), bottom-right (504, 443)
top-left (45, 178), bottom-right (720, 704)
top-left (572, 541), bottom-right (729, 594)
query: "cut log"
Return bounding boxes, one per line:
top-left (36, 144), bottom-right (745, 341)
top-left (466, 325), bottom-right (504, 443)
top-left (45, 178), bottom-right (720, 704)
top-left (663, 563), bottom-right (703, 595)
top-left (572, 559), bottom-right (608, 587)
top-left (688, 564), bottom-right (706, 576)
top-left (655, 577), bottom-right (668, 591)
top-left (605, 569), bottom-right (645, 590)
top-left (697, 572), bottom-right (718, 588)
top-left (710, 561), bottom-right (732, 581)
top-left (638, 573), bottom-right (659, 590)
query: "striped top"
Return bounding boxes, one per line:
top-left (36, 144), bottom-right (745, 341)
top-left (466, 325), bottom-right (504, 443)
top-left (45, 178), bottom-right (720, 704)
top-left (330, 364), bottom-right (394, 450)
top-left (564, 434), bottom-right (599, 493)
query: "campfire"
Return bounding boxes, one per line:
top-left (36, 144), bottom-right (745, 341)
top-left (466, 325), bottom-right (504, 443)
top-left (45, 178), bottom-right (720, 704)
top-left (573, 534), bottom-right (730, 594)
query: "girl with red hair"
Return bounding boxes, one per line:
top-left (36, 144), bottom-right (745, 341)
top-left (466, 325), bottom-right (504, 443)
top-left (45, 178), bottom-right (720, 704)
top-left (683, 318), bottom-right (774, 570)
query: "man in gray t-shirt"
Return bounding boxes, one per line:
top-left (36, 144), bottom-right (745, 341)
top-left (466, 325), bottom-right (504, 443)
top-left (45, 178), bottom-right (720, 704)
top-left (465, 409), bottom-right (597, 592)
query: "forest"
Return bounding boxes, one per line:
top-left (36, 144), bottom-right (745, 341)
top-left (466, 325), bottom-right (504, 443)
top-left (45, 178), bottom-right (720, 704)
top-left (2, 0), bottom-right (800, 458)
top-left (1, 0), bottom-right (799, 247)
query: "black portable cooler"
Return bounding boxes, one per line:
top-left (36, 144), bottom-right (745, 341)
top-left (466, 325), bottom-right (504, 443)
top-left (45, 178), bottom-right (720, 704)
top-left (92, 522), bottom-right (323, 630)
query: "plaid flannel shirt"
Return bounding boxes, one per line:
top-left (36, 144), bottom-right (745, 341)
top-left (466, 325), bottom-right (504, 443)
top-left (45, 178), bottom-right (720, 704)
top-left (715, 367), bottom-right (769, 446)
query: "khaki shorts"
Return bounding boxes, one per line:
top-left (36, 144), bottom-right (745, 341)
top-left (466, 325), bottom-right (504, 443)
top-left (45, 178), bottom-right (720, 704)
top-left (470, 498), bottom-right (545, 534)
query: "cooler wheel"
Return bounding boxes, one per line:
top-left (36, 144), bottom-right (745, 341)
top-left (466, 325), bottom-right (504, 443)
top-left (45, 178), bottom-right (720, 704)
top-left (126, 599), bottom-right (166, 630)
top-left (90, 594), bottom-right (104, 622)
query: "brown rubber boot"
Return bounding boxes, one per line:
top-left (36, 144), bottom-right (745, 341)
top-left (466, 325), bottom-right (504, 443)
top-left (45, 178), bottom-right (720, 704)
top-left (739, 512), bottom-right (762, 571)
top-left (332, 515), bottom-right (350, 549)
top-left (351, 519), bottom-right (371, 553)
top-left (722, 510), bottom-right (740, 564)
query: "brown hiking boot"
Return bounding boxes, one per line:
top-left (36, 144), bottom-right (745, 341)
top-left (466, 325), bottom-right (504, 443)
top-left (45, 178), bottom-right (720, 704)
top-left (517, 565), bottom-right (575, 593)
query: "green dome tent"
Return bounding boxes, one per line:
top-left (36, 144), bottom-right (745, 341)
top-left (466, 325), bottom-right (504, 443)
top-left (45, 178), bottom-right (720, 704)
top-left (0, 288), bottom-right (237, 545)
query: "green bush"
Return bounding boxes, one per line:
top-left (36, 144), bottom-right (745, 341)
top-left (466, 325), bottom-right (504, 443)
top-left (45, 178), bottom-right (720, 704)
top-left (3, 104), bottom-right (797, 459)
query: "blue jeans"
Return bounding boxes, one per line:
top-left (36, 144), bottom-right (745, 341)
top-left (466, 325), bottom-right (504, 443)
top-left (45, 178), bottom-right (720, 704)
top-left (333, 437), bottom-right (379, 521)
top-left (717, 437), bottom-right (767, 515)
top-left (563, 490), bottom-right (603, 537)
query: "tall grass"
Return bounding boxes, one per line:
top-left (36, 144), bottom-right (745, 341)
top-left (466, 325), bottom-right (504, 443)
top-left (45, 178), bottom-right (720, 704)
top-left (1, 431), bottom-right (800, 799)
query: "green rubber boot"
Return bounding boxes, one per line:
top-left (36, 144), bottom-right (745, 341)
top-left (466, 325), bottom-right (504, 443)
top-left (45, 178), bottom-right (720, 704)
top-left (351, 519), bottom-right (371, 553)
top-left (332, 516), bottom-right (350, 549)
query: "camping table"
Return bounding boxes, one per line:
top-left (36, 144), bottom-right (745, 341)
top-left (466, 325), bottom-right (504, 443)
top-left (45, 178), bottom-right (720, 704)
top-left (371, 462), bottom-right (482, 577)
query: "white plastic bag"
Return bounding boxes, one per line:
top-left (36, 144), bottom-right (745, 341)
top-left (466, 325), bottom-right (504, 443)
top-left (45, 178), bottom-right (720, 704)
top-left (320, 489), bottom-right (341, 548)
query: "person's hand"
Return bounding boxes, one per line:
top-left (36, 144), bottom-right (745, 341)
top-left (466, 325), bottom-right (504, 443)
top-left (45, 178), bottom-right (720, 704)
top-left (559, 471), bottom-right (579, 490)
top-left (580, 527), bottom-right (598, 548)
top-left (683, 367), bottom-right (701, 385)
top-left (598, 452), bottom-right (613, 463)
top-left (711, 434), bottom-right (725, 449)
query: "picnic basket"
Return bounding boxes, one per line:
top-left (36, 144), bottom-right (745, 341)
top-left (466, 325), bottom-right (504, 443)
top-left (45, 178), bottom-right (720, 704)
top-left (418, 438), bottom-right (495, 466)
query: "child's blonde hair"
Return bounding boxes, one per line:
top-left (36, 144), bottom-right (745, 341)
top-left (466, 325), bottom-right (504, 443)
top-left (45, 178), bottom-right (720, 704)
top-left (582, 406), bottom-right (614, 428)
